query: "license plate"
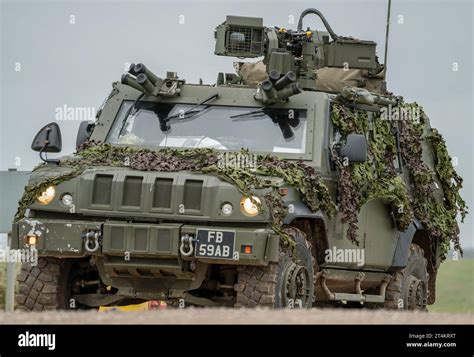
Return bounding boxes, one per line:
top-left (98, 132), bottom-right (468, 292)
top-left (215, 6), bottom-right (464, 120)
top-left (195, 229), bottom-right (235, 260)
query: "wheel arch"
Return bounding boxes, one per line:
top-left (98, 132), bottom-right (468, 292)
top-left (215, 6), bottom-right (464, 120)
top-left (391, 221), bottom-right (434, 267)
top-left (283, 203), bottom-right (329, 267)
top-left (391, 220), bottom-right (438, 304)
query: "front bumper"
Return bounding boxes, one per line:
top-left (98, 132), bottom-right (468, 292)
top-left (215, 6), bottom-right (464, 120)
top-left (11, 218), bottom-right (280, 265)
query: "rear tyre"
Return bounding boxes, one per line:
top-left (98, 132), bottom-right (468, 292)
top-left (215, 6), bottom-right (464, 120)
top-left (16, 257), bottom-right (71, 311)
top-left (234, 227), bottom-right (315, 308)
top-left (384, 244), bottom-right (428, 310)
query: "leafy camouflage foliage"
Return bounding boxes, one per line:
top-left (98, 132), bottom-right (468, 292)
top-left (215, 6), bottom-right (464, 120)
top-left (14, 168), bottom-right (82, 222)
top-left (428, 128), bottom-right (467, 222)
top-left (332, 101), bottom-right (467, 257)
top-left (15, 142), bottom-right (335, 252)
top-left (398, 104), bottom-right (467, 256)
top-left (331, 103), bottom-right (412, 245)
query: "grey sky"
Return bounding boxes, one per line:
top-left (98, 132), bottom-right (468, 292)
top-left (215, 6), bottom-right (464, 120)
top-left (0, 0), bottom-right (472, 247)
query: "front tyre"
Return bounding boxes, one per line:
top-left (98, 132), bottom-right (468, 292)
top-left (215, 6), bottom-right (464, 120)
top-left (16, 257), bottom-right (71, 311)
top-left (234, 227), bottom-right (315, 308)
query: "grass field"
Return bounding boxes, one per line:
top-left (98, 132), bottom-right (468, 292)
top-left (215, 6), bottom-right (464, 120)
top-left (430, 259), bottom-right (474, 313)
top-left (0, 260), bottom-right (472, 313)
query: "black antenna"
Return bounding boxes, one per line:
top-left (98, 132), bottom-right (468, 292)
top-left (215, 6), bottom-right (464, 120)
top-left (383, 0), bottom-right (392, 81)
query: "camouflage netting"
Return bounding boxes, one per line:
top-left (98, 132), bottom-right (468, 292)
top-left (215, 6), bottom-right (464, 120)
top-left (331, 103), bottom-right (412, 245)
top-left (15, 142), bottom-right (336, 252)
top-left (15, 101), bottom-right (466, 259)
top-left (331, 101), bottom-right (467, 257)
top-left (398, 106), bottom-right (467, 255)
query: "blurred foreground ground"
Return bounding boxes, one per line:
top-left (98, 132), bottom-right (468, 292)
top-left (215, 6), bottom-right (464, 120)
top-left (0, 259), bottom-right (472, 323)
top-left (0, 308), bottom-right (472, 324)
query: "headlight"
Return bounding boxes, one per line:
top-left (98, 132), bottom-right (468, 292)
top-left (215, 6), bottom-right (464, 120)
top-left (37, 186), bottom-right (55, 205)
top-left (240, 196), bottom-right (261, 217)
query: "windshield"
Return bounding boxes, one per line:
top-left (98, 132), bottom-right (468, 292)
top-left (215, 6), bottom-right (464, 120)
top-left (107, 101), bottom-right (308, 154)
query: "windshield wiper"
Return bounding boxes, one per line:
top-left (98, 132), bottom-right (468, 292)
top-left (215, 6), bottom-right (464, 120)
top-left (231, 107), bottom-right (300, 140)
top-left (230, 107), bottom-right (273, 120)
top-left (162, 93), bottom-right (219, 123)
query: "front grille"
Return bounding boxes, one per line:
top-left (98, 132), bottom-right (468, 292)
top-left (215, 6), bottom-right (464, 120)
top-left (152, 178), bottom-right (173, 209)
top-left (156, 229), bottom-right (171, 252)
top-left (183, 179), bottom-right (203, 211)
top-left (83, 172), bottom-right (206, 216)
top-left (122, 176), bottom-right (143, 207)
top-left (110, 226), bottom-right (126, 250)
top-left (102, 222), bottom-right (180, 258)
top-left (133, 227), bottom-right (149, 251)
top-left (92, 174), bottom-right (113, 205)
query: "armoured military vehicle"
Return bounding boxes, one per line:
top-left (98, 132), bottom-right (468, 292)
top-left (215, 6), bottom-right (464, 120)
top-left (11, 8), bottom-right (466, 310)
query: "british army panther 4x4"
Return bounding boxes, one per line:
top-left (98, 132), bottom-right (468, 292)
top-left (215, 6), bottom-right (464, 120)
top-left (12, 8), bottom-right (466, 311)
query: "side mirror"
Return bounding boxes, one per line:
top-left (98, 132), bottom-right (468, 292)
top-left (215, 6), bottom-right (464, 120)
top-left (76, 121), bottom-right (95, 150)
top-left (339, 133), bottom-right (367, 163)
top-left (31, 122), bottom-right (62, 153)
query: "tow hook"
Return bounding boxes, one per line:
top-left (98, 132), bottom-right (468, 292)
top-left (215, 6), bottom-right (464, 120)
top-left (179, 234), bottom-right (195, 257)
top-left (83, 231), bottom-right (101, 253)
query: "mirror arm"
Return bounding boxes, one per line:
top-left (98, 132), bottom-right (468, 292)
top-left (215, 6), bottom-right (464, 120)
top-left (39, 145), bottom-right (60, 165)
top-left (38, 128), bottom-right (60, 164)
